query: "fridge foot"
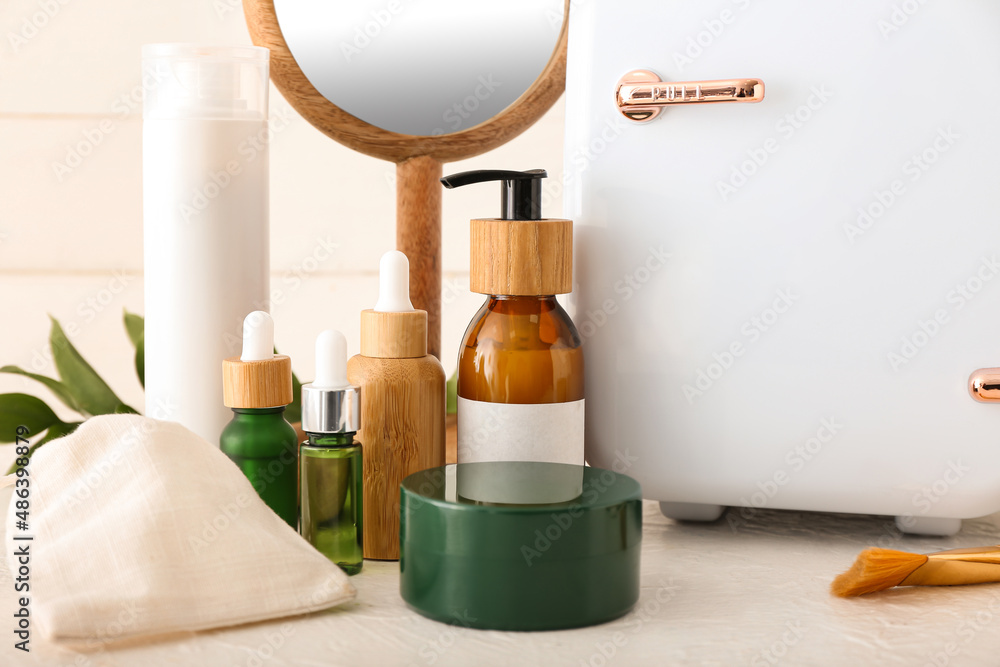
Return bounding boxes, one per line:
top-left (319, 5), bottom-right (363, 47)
top-left (895, 515), bottom-right (962, 537)
top-left (659, 502), bottom-right (725, 522)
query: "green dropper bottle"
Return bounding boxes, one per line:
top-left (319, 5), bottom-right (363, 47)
top-left (299, 329), bottom-right (363, 575)
top-left (221, 311), bottom-right (298, 528)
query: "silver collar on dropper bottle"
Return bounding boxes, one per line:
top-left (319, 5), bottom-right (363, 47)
top-left (301, 330), bottom-right (360, 434)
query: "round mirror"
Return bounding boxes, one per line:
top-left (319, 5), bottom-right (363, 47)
top-left (273, 0), bottom-right (564, 136)
top-left (244, 0), bottom-right (568, 358)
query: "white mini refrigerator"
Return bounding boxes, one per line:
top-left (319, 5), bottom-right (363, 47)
top-left (565, 0), bottom-right (1000, 535)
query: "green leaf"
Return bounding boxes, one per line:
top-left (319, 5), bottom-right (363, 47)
top-left (446, 368), bottom-right (458, 415)
top-left (275, 346), bottom-right (303, 425)
top-left (5, 421), bottom-right (80, 475)
top-left (48, 315), bottom-right (139, 416)
top-left (123, 310), bottom-right (144, 348)
top-left (134, 334), bottom-right (145, 388)
top-left (286, 368), bottom-right (303, 425)
top-left (123, 310), bottom-right (145, 388)
top-left (0, 365), bottom-right (82, 413)
top-left (0, 393), bottom-right (61, 442)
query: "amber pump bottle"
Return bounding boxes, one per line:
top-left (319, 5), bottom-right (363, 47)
top-left (347, 250), bottom-right (445, 560)
top-left (441, 169), bottom-right (584, 467)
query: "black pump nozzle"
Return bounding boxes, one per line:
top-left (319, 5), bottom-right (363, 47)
top-left (440, 169), bottom-right (547, 221)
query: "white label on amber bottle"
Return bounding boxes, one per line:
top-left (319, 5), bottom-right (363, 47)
top-left (457, 397), bottom-right (585, 465)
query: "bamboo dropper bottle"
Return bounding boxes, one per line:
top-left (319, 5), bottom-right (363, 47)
top-left (348, 251), bottom-right (446, 560)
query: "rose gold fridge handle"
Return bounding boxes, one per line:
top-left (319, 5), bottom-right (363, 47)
top-left (616, 69), bottom-right (765, 122)
top-left (970, 368), bottom-right (1000, 402)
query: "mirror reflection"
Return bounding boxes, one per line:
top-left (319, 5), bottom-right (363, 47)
top-left (274, 0), bottom-right (564, 136)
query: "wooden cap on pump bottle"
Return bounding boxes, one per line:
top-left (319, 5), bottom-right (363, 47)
top-left (360, 251), bottom-right (428, 359)
top-left (222, 311), bottom-right (294, 408)
top-left (470, 217), bottom-right (573, 295)
top-left (440, 168), bottom-right (573, 296)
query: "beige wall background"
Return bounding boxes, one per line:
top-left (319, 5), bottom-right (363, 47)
top-left (0, 0), bottom-right (565, 432)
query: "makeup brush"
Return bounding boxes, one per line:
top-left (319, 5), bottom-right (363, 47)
top-left (831, 546), bottom-right (1000, 597)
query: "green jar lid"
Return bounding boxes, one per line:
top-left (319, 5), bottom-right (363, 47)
top-left (400, 462), bottom-right (642, 631)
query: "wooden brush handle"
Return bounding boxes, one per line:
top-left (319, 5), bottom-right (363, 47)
top-left (929, 546), bottom-right (1000, 564)
top-left (396, 156), bottom-right (442, 359)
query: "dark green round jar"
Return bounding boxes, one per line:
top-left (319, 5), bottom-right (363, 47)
top-left (400, 462), bottom-right (642, 631)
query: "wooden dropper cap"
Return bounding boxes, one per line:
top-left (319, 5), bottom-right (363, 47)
top-left (222, 311), bottom-right (293, 408)
top-left (360, 251), bottom-right (427, 359)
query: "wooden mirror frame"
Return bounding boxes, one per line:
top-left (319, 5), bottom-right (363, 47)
top-left (243, 0), bottom-right (569, 358)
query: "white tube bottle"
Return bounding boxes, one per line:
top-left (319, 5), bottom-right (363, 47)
top-left (142, 44), bottom-right (270, 444)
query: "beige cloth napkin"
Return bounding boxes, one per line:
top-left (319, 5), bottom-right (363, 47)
top-left (3, 414), bottom-right (355, 643)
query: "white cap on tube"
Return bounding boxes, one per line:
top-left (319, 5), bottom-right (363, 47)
top-left (142, 44), bottom-right (269, 120)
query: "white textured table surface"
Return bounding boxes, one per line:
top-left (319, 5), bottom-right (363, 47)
top-left (5, 496), bottom-right (1000, 667)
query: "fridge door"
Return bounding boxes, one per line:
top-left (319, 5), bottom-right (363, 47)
top-left (565, 0), bottom-right (1000, 534)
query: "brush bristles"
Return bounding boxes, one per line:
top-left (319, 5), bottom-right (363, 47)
top-left (831, 548), bottom-right (929, 597)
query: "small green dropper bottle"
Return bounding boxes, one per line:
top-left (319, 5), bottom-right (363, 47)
top-left (299, 329), bottom-right (363, 575)
top-left (221, 311), bottom-right (298, 528)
